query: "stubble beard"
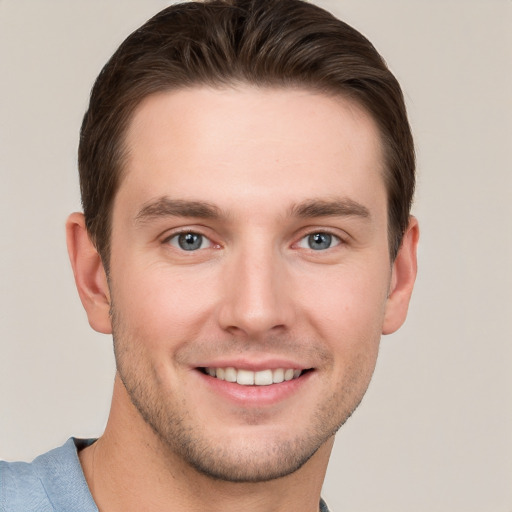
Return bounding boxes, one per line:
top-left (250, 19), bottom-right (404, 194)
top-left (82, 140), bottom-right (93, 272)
top-left (110, 306), bottom-right (376, 483)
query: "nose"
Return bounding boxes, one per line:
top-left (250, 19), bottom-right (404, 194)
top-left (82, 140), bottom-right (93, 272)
top-left (216, 243), bottom-right (295, 338)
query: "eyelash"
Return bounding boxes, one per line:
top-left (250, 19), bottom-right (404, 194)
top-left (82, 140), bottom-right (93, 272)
top-left (164, 231), bottom-right (216, 251)
top-left (163, 229), bottom-right (344, 253)
top-left (296, 231), bottom-right (342, 251)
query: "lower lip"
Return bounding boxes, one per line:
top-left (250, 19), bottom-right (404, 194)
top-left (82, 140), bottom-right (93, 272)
top-left (195, 369), bottom-right (313, 406)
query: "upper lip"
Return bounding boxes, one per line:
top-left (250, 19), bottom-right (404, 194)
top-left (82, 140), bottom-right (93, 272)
top-left (194, 357), bottom-right (311, 372)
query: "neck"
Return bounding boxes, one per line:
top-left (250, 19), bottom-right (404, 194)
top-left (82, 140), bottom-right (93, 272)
top-left (79, 377), bottom-right (332, 512)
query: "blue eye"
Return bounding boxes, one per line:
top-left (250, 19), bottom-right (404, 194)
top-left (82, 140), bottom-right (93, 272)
top-left (297, 232), bottom-right (341, 251)
top-left (168, 232), bottom-right (212, 251)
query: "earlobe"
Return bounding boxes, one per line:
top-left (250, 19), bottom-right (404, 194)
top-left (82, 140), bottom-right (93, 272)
top-left (66, 212), bottom-right (112, 334)
top-left (382, 216), bottom-right (419, 335)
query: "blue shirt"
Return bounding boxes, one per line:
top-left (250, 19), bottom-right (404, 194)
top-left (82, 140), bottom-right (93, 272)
top-left (0, 438), bottom-right (97, 511)
top-left (1, 439), bottom-right (331, 511)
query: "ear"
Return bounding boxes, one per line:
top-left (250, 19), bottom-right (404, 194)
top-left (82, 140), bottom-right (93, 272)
top-left (66, 212), bottom-right (112, 334)
top-left (382, 216), bottom-right (419, 335)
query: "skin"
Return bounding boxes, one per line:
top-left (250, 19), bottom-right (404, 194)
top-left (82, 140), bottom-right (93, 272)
top-left (66, 86), bottom-right (418, 512)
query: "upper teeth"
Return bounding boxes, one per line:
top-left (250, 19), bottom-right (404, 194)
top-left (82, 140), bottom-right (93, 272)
top-left (205, 367), bottom-right (302, 386)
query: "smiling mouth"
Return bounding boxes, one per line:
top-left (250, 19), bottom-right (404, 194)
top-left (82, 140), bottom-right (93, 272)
top-left (199, 367), bottom-right (310, 386)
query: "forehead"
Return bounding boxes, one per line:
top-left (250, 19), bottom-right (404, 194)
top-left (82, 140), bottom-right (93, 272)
top-left (118, 86), bottom-right (386, 217)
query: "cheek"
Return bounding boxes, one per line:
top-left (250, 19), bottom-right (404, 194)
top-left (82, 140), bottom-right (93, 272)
top-left (298, 261), bottom-right (390, 348)
top-left (111, 264), bottom-right (218, 348)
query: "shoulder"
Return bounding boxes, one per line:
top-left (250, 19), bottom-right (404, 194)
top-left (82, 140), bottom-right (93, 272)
top-left (0, 457), bottom-right (49, 511)
top-left (319, 498), bottom-right (332, 512)
top-left (0, 438), bottom-right (98, 512)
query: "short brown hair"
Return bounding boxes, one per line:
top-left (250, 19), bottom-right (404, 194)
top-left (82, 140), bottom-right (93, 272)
top-left (79, 0), bottom-right (415, 270)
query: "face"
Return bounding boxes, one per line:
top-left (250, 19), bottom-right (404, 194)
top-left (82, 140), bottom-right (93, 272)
top-left (107, 86), bottom-right (394, 482)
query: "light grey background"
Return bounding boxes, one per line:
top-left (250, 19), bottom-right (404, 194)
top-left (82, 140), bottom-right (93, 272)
top-left (1, 1), bottom-right (511, 511)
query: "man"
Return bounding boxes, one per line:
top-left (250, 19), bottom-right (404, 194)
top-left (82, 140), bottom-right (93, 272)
top-left (0, 0), bottom-right (418, 510)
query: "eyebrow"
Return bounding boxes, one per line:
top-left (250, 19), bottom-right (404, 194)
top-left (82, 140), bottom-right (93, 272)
top-left (290, 198), bottom-right (371, 220)
top-left (135, 197), bottom-right (222, 224)
top-left (134, 196), bottom-right (370, 225)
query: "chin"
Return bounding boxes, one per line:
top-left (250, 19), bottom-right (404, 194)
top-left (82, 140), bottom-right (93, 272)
top-left (159, 428), bottom-right (332, 483)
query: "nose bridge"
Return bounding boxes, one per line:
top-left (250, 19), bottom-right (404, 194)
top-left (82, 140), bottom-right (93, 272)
top-left (218, 235), bottom-right (293, 336)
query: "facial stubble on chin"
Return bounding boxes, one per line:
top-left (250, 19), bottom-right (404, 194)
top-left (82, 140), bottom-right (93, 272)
top-left (110, 303), bottom-right (377, 483)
